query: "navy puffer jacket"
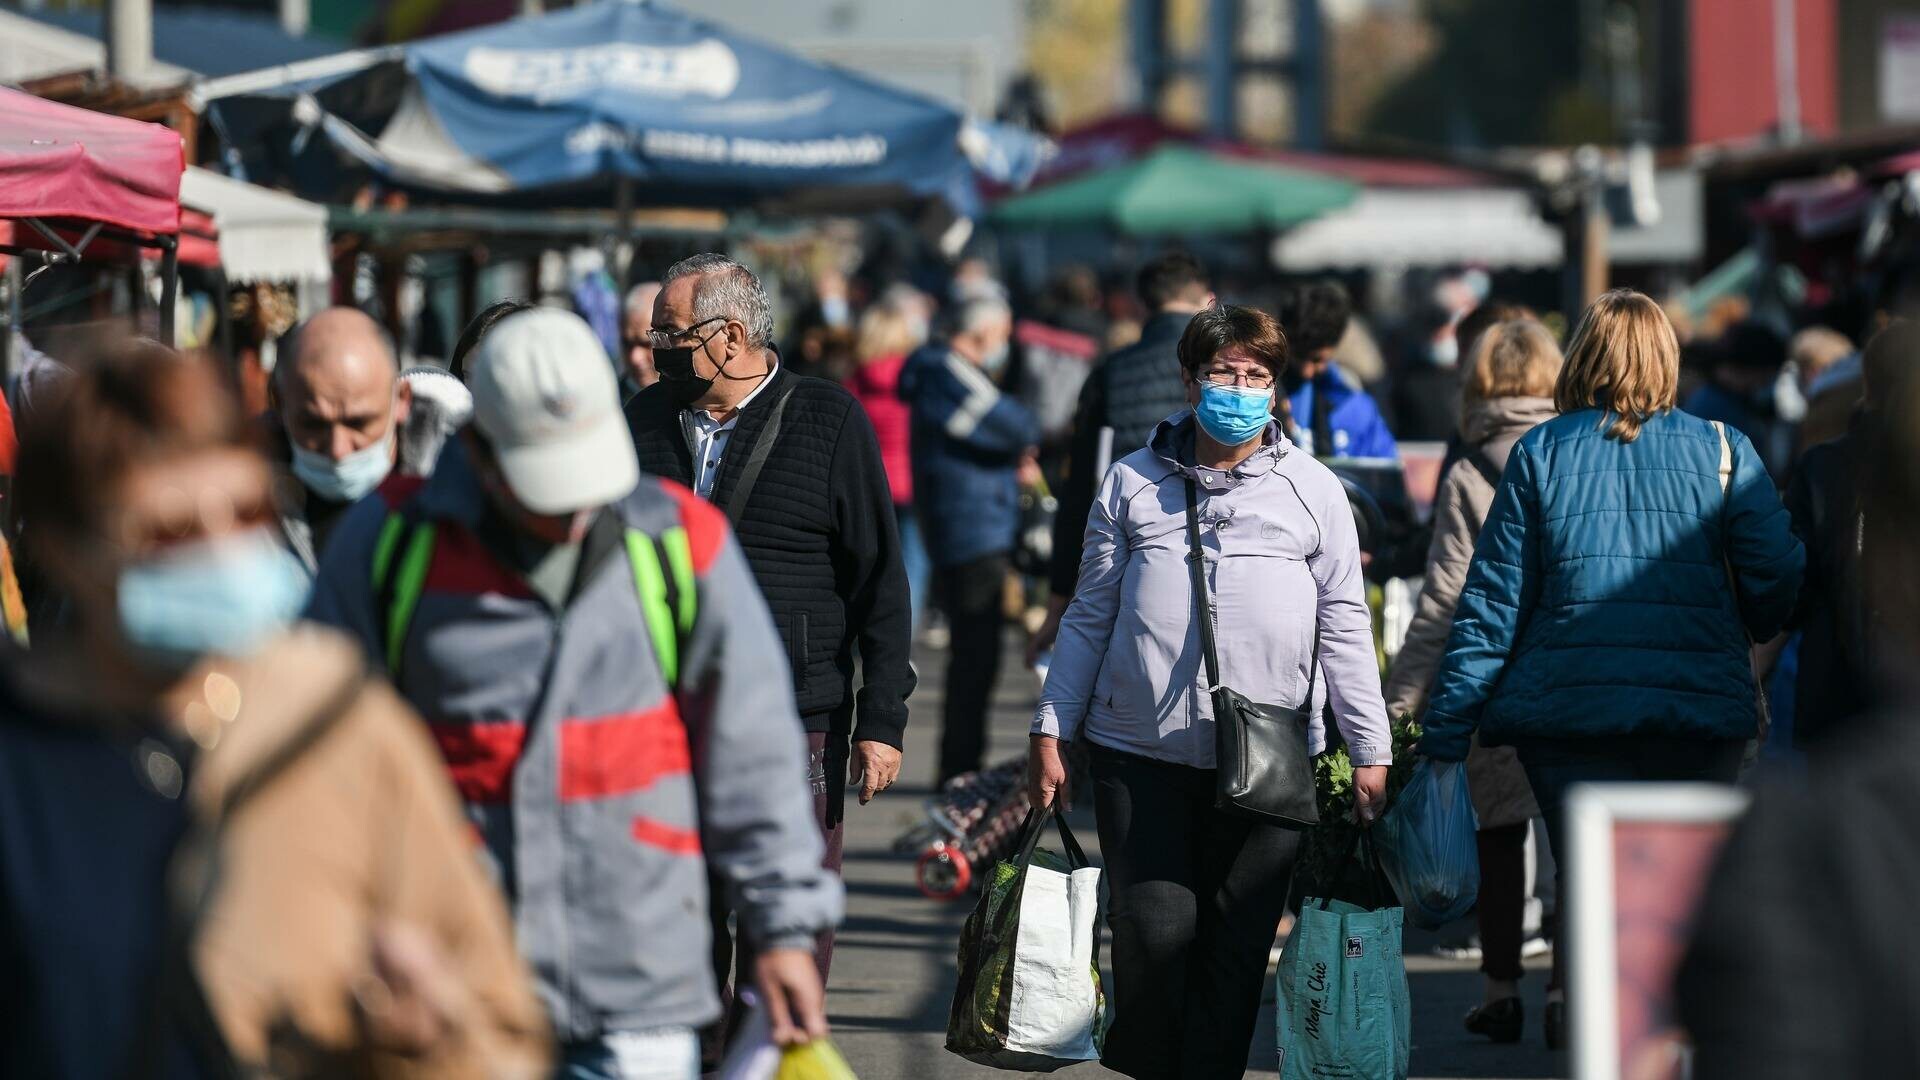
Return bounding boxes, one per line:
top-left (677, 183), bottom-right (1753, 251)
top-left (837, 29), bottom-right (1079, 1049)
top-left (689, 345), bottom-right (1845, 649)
top-left (900, 344), bottom-right (1041, 568)
top-left (1421, 408), bottom-right (1803, 759)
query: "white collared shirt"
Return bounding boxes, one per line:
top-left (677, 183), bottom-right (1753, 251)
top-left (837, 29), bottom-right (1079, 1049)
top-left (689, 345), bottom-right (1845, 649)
top-left (686, 363), bottom-right (778, 498)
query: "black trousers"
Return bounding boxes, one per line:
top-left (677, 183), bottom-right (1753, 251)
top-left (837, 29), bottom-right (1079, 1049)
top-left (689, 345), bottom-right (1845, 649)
top-left (1090, 744), bottom-right (1302, 1080)
top-left (937, 553), bottom-right (1009, 783)
top-left (1476, 823), bottom-right (1530, 983)
top-left (703, 732), bottom-right (847, 1067)
top-left (1519, 736), bottom-right (1746, 992)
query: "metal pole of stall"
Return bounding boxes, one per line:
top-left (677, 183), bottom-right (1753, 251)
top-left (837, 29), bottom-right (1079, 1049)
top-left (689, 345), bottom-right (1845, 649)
top-left (1205, 0), bottom-right (1239, 140)
top-left (1292, 0), bottom-right (1326, 150)
top-left (613, 174), bottom-right (636, 291)
top-left (3, 258), bottom-right (19, 399)
top-left (157, 237), bottom-right (179, 347)
top-left (214, 267), bottom-right (235, 366)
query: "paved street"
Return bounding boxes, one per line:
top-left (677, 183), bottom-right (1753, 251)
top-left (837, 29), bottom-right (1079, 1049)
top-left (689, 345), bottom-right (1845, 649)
top-left (828, 640), bottom-right (1565, 1080)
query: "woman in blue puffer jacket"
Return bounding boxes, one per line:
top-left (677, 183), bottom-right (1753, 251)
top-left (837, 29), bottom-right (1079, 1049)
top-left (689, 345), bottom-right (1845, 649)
top-left (1419, 289), bottom-right (1803, 1049)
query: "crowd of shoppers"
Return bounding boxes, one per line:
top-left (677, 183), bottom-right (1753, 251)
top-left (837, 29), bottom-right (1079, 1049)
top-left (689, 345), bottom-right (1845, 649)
top-left (5, 231), bottom-right (1917, 1080)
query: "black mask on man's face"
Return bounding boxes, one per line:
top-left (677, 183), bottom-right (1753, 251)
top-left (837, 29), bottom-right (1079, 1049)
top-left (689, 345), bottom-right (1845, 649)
top-left (654, 319), bottom-right (726, 405)
top-left (654, 344), bottom-right (710, 404)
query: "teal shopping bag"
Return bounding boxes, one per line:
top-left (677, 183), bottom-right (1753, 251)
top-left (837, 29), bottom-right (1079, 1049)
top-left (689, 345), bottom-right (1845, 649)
top-left (1276, 833), bottom-right (1410, 1080)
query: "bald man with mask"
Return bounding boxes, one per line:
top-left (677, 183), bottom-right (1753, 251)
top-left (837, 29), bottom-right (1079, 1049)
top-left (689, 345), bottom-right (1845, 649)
top-left (270, 307), bottom-right (413, 574)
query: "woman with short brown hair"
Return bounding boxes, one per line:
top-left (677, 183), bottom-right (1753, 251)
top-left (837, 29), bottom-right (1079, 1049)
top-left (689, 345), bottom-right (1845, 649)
top-left (1030, 304), bottom-right (1391, 1078)
top-left (1419, 290), bottom-right (1803, 1048)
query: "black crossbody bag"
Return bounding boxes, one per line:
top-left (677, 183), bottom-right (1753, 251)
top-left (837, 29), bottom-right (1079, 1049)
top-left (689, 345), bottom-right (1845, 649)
top-left (1184, 479), bottom-right (1320, 829)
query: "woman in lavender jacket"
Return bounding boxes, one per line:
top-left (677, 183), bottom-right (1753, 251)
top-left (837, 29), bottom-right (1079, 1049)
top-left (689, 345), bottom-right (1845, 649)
top-left (1027, 305), bottom-right (1392, 1080)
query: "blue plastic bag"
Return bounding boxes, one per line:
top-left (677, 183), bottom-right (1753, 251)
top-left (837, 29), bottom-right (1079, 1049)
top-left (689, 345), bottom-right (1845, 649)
top-left (1276, 834), bottom-right (1410, 1080)
top-left (1374, 759), bottom-right (1480, 929)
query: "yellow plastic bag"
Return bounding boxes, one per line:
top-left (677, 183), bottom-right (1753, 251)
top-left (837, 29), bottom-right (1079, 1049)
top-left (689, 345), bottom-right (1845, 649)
top-left (777, 1040), bottom-right (857, 1080)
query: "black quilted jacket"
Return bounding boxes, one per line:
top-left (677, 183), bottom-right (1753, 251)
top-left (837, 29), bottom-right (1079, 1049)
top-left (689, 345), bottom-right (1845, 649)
top-left (625, 366), bottom-right (915, 747)
top-left (1048, 311), bottom-right (1194, 599)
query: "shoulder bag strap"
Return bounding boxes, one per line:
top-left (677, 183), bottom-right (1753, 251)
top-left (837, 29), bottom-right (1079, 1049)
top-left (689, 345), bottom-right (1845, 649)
top-left (1463, 447), bottom-right (1503, 490)
top-left (1302, 618), bottom-right (1322, 711)
top-left (1183, 479), bottom-right (1224, 692)
top-left (1713, 422), bottom-right (1771, 742)
top-left (722, 377), bottom-right (797, 526)
top-left (1711, 421), bottom-right (1753, 647)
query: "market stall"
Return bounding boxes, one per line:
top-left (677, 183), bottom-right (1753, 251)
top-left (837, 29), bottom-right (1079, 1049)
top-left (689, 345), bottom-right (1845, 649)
top-left (180, 166), bottom-right (331, 309)
top-left (0, 85), bottom-right (186, 349)
top-left (193, 0), bottom-right (1046, 214)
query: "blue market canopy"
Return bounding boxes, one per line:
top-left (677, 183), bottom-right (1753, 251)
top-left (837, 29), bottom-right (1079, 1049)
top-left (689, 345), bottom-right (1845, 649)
top-left (195, 0), bottom-right (1045, 212)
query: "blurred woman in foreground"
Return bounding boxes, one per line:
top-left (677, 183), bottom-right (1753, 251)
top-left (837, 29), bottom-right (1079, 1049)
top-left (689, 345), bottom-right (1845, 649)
top-left (0, 341), bottom-right (547, 1077)
top-left (1418, 290), bottom-right (1802, 1048)
top-left (1384, 319), bottom-right (1561, 1043)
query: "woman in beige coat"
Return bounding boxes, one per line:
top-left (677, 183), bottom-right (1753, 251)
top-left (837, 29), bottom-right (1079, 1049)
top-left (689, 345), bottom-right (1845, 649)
top-left (1383, 318), bottom-right (1562, 1043)
top-left (0, 342), bottom-right (549, 1078)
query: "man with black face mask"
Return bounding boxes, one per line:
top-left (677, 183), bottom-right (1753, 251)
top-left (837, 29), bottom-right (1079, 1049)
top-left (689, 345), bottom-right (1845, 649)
top-left (624, 254), bottom-right (915, 1057)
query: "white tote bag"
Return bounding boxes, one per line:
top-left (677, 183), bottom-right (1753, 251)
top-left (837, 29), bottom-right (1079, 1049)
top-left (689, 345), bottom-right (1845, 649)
top-left (947, 808), bottom-right (1108, 1071)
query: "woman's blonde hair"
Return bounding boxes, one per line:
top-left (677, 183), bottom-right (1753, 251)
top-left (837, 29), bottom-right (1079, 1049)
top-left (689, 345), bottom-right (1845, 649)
top-left (1465, 318), bottom-right (1564, 411)
top-left (855, 303), bottom-right (918, 366)
top-left (1554, 288), bottom-right (1679, 441)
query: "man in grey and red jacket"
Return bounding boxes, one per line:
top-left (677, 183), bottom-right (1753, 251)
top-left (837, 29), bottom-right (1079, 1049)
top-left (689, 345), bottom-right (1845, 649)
top-left (309, 309), bottom-right (840, 1078)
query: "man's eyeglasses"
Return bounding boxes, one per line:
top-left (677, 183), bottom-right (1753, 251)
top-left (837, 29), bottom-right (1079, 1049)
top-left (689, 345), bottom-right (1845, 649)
top-left (1200, 368), bottom-right (1275, 390)
top-left (645, 316), bottom-right (726, 352)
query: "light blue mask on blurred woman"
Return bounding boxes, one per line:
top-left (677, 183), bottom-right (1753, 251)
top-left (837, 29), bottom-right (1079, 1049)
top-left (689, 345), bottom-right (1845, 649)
top-left (1193, 383), bottom-right (1274, 446)
top-left (118, 529), bottom-right (310, 667)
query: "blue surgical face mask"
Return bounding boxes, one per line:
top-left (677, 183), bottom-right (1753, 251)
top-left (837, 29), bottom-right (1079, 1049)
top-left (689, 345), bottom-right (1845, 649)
top-left (291, 430), bottom-right (394, 504)
top-left (118, 529), bottom-right (311, 668)
top-left (820, 294), bottom-right (851, 328)
top-left (1193, 383), bottom-right (1274, 446)
top-left (982, 340), bottom-right (1011, 377)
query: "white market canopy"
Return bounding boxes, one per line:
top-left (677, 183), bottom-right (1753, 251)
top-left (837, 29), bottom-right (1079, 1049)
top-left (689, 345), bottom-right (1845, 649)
top-left (1272, 187), bottom-right (1564, 271)
top-left (179, 167), bottom-right (330, 284)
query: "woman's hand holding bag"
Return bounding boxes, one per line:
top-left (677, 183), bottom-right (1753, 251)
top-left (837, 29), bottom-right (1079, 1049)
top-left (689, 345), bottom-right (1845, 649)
top-left (1026, 735), bottom-right (1070, 811)
top-left (1352, 764), bottom-right (1388, 825)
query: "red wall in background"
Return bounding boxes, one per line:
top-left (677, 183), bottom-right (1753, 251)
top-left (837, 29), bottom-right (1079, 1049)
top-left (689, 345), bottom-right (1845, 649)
top-left (1691, 0), bottom-right (1838, 144)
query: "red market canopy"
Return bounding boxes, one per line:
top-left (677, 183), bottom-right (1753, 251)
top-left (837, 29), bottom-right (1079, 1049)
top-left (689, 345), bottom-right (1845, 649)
top-left (1, 88), bottom-right (188, 344)
top-left (0, 86), bottom-right (183, 237)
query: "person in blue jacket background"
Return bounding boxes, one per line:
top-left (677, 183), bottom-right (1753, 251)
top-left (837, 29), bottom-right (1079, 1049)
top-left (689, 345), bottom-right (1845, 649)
top-left (1419, 289), bottom-right (1803, 1050)
top-left (1277, 280), bottom-right (1399, 459)
top-left (900, 294), bottom-right (1040, 782)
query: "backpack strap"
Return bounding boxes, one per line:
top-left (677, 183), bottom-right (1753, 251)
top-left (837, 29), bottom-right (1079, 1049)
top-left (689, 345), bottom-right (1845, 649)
top-left (371, 495), bottom-right (701, 690)
top-left (370, 504), bottom-right (436, 679)
top-left (623, 519), bottom-right (699, 689)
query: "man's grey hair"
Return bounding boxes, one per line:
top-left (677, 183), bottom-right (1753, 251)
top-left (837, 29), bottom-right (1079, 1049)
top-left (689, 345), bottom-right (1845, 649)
top-left (663, 254), bottom-right (774, 349)
top-left (955, 295), bottom-right (1012, 337)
